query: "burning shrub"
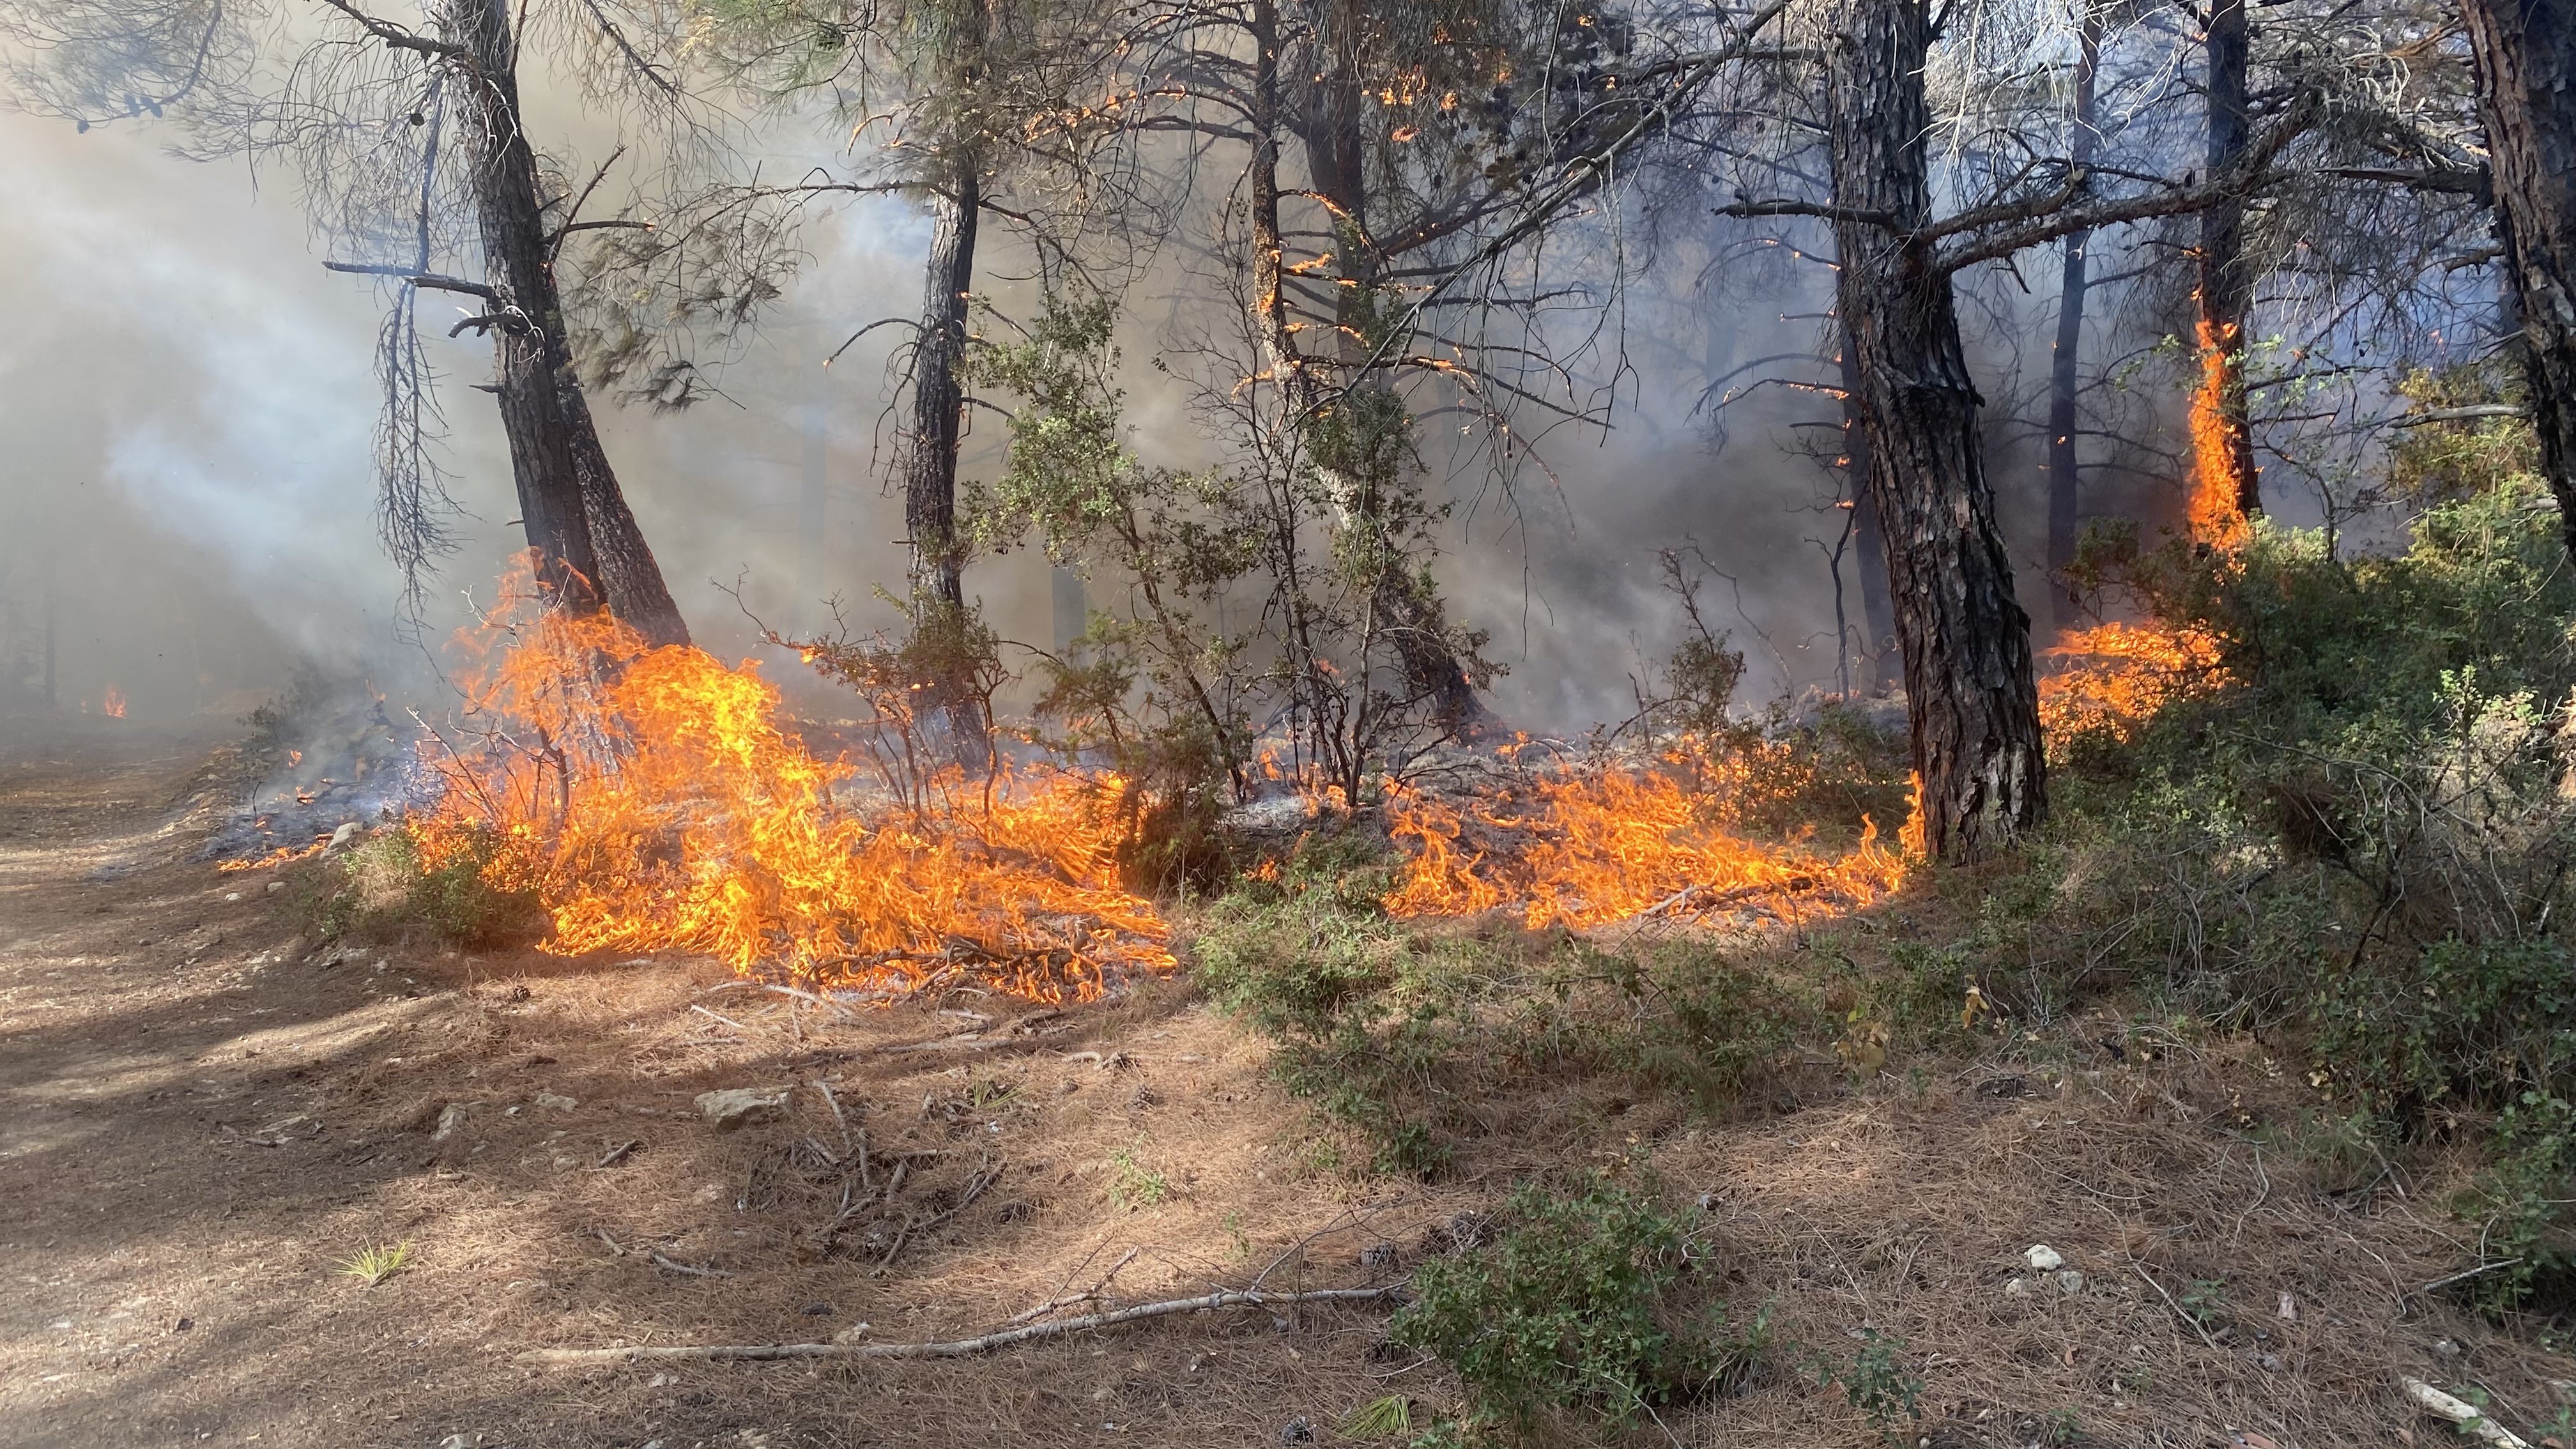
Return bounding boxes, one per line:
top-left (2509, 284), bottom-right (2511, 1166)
top-left (1381, 738), bottom-right (1912, 931)
top-left (404, 560), bottom-right (1175, 1000)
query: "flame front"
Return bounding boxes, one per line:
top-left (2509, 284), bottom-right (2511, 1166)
top-left (409, 564), bottom-right (1172, 1001)
top-left (2038, 620), bottom-right (2227, 748)
top-left (2188, 316), bottom-right (2251, 549)
top-left (1383, 743), bottom-right (1913, 929)
top-left (102, 686), bottom-right (126, 719)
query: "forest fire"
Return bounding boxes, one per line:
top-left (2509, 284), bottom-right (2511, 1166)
top-left (2188, 316), bottom-right (2253, 549)
top-left (2037, 620), bottom-right (2228, 746)
top-left (102, 685), bottom-right (126, 718)
top-left (1383, 741), bottom-right (1912, 929)
top-left (406, 564), bottom-right (1172, 1002)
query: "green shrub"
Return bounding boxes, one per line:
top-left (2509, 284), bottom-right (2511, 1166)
top-left (1196, 882), bottom-right (1817, 1178)
top-left (1391, 1174), bottom-right (1757, 1430)
top-left (309, 827), bottom-right (543, 948)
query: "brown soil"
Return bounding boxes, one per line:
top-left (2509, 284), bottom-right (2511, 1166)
top-left (1, 717), bottom-right (2568, 1449)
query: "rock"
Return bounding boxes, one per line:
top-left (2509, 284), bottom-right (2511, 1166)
top-left (2004, 1276), bottom-right (2032, 1297)
top-left (1280, 1416), bottom-right (1314, 1445)
top-left (832, 1322), bottom-right (873, 1344)
top-left (436, 1435), bottom-right (494, 1449)
top-left (533, 1092), bottom-right (577, 1112)
top-left (2057, 1269), bottom-right (2086, 1294)
top-left (802, 1302), bottom-right (833, 1316)
top-left (222, 892), bottom-right (242, 903)
top-left (264, 880), bottom-right (286, 894)
top-left (431, 1104), bottom-right (470, 1142)
top-left (324, 821), bottom-right (365, 854)
top-left (2024, 1244), bottom-right (2065, 1271)
top-left (696, 1087), bottom-right (789, 1130)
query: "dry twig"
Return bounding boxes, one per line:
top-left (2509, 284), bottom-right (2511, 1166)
top-left (518, 1284), bottom-right (1406, 1367)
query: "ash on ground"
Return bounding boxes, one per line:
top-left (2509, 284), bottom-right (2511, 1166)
top-left (204, 683), bottom-right (432, 862)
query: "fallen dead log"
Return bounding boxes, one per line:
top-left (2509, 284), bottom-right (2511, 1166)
top-left (516, 1284), bottom-right (1406, 1367)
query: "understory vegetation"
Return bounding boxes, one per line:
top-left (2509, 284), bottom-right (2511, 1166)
top-left (1202, 427), bottom-right (2576, 1366)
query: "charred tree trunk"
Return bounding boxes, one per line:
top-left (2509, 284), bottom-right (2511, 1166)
top-left (2045, 6), bottom-right (2103, 630)
top-left (905, 146), bottom-right (987, 753)
top-left (1838, 326), bottom-right (1898, 691)
top-left (1826, 0), bottom-right (2045, 860)
top-left (444, 0), bottom-right (686, 643)
top-left (2196, 0), bottom-right (2260, 522)
top-left (2462, 0), bottom-right (2576, 555)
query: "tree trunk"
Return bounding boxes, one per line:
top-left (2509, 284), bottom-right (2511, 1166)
top-left (1294, 2), bottom-right (1483, 735)
top-left (1826, 0), bottom-right (2046, 860)
top-left (2462, 0), bottom-right (2576, 556)
top-left (2195, 0), bottom-right (2260, 526)
top-left (2045, 6), bottom-right (2103, 631)
top-left (905, 143), bottom-right (988, 754)
top-left (564, 385), bottom-right (689, 647)
top-left (1838, 330), bottom-right (1898, 691)
top-left (443, 0), bottom-right (686, 644)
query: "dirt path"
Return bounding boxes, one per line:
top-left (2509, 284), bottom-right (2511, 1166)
top-left (0, 718), bottom-right (1427, 1449)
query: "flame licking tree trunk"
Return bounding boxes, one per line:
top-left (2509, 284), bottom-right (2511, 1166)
top-left (2195, 0), bottom-right (2260, 526)
top-left (445, 0), bottom-right (689, 647)
top-left (2462, 0), bottom-right (2576, 559)
top-left (2044, 5), bottom-right (2103, 631)
top-left (1825, 0), bottom-right (2046, 860)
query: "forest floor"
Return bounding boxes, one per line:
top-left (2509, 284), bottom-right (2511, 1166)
top-left (3, 716), bottom-right (2572, 1449)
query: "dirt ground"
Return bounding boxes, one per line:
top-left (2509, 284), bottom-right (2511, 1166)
top-left (3, 716), bottom-right (2572, 1449)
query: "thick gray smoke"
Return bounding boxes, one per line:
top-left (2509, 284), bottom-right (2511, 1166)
top-left (0, 75), bottom-right (2083, 735)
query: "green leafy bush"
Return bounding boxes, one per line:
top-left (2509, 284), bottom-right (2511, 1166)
top-left (1391, 1175), bottom-right (1757, 1430)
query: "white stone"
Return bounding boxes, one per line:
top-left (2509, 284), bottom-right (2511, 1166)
top-left (2024, 1244), bottom-right (2065, 1271)
top-left (695, 1087), bottom-right (790, 1130)
top-left (533, 1092), bottom-right (577, 1112)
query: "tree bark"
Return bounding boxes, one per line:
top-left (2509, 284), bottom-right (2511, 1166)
top-left (2462, 0), bottom-right (2576, 556)
top-left (442, 0), bottom-right (686, 643)
top-left (2195, 0), bottom-right (2260, 523)
top-left (1825, 0), bottom-right (2046, 860)
top-left (1292, 1), bottom-right (1482, 735)
top-left (1838, 328), bottom-right (1898, 690)
top-left (904, 151), bottom-right (987, 753)
top-left (2045, 6), bottom-right (2102, 631)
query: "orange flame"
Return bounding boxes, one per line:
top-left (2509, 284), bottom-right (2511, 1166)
top-left (102, 686), bottom-right (126, 719)
top-left (1383, 744), bottom-right (1910, 929)
top-left (409, 561), bottom-right (1172, 1002)
top-left (2188, 316), bottom-right (2251, 549)
top-left (2038, 620), bottom-right (2228, 749)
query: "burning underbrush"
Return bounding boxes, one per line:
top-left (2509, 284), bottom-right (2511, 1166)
top-left (2035, 618), bottom-right (2230, 751)
top-left (402, 569), bottom-right (1174, 1002)
top-left (1381, 733), bottom-right (1916, 930)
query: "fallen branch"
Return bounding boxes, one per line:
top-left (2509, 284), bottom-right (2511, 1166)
top-left (2131, 1264), bottom-right (2221, 1351)
top-left (518, 1284), bottom-right (1406, 1367)
top-left (702, 981), bottom-right (859, 1019)
top-left (648, 1252), bottom-right (735, 1279)
top-left (2403, 1377), bottom-right (2531, 1448)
